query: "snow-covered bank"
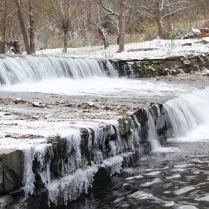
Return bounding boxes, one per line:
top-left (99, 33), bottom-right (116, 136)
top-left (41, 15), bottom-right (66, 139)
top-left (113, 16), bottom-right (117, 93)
top-left (36, 38), bottom-right (209, 60)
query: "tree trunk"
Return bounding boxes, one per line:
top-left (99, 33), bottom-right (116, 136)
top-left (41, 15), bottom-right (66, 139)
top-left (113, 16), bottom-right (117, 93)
top-left (14, 0), bottom-right (31, 54)
top-left (156, 18), bottom-right (164, 39)
top-left (28, 0), bottom-right (35, 54)
top-left (117, 0), bottom-right (125, 53)
top-left (98, 27), bottom-right (108, 49)
top-left (155, 1), bottom-right (164, 39)
top-left (63, 27), bottom-right (68, 53)
top-left (1, 0), bottom-right (7, 53)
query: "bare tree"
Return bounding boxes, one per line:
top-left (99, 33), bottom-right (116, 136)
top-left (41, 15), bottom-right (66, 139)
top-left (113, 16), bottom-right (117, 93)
top-left (98, 26), bottom-right (109, 49)
top-left (0, 0), bottom-right (7, 53)
top-left (14, 0), bottom-right (31, 54)
top-left (14, 0), bottom-right (36, 54)
top-left (130, 0), bottom-right (193, 39)
top-left (96, 0), bottom-right (126, 52)
top-left (28, 0), bottom-right (35, 53)
top-left (118, 0), bottom-right (125, 52)
top-left (50, 0), bottom-right (79, 53)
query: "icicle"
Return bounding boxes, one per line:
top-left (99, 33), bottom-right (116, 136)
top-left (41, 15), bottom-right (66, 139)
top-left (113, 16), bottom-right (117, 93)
top-left (22, 147), bottom-right (35, 196)
top-left (48, 166), bottom-right (98, 206)
top-left (103, 156), bottom-right (123, 176)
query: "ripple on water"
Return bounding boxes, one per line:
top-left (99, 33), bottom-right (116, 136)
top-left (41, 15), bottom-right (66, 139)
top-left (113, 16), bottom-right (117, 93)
top-left (121, 203), bottom-right (130, 207)
top-left (128, 191), bottom-right (155, 200)
top-left (140, 178), bottom-right (162, 187)
top-left (174, 164), bottom-right (194, 168)
top-left (144, 171), bottom-right (161, 177)
top-left (166, 174), bottom-right (181, 179)
top-left (196, 194), bottom-right (209, 202)
top-left (162, 201), bottom-right (175, 207)
top-left (174, 186), bottom-right (196, 195)
top-left (125, 175), bottom-right (143, 180)
top-left (112, 197), bottom-right (124, 203)
top-left (177, 206), bottom-right (198, 209)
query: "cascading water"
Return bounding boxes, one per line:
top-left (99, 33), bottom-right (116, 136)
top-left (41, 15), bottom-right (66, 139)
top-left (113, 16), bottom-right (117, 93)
top-left (16, 86), bottom-right (209, 207)
top-left (163, 86), bottom-right (209, 140)
top-left (144, 108), bottom-right (162, 151)
top-left (0, 55), bottom-right (117, 85)
top-left (66, 87), bottom-right (209, 209)
top-left (1, 55), bottom-right (209, 208)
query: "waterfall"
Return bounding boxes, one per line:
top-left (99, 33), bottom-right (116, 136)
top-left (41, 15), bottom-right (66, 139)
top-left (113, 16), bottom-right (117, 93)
top-left (0, 55), bottom-right (117, 85)
top-left (163, 86), bottom-right (209, 139)
top-left (144, 108), bottom-right (162, 151)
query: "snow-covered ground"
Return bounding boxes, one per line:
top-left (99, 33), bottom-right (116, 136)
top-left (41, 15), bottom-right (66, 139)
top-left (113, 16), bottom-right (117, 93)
top-left (36, 38), bottom-right (209, 60)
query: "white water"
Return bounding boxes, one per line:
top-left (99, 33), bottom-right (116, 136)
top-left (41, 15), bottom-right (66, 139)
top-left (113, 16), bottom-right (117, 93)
top-left (145, 108), bottom-right (162, 151)
top-left (0, 77), bottom-right (194, 100)
top-left (0, 56), bottom-right (117, 85)
top-left (2, 56), bottom-right (209, 207)
top-left (0, 56), bottom-right (196, 100)
top-left (164, 86), bottom-right (209, 143)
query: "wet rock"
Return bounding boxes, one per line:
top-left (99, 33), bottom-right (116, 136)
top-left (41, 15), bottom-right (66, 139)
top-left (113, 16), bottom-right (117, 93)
top-left (0, 195), bottom-right (13, 208)
top-left (111, 54), bottom-right (209, 78)
top-left (93, 166), bottom-right (109, 187)
top-left (118, 118), bottom-right (132, 136)
top-left (32, 102), bottom-right (45, 108)
top-left (0, 150), bottom-right (24, 192)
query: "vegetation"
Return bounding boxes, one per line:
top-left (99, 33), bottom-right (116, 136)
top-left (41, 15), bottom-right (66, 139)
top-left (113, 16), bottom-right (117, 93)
top-left (0, 0), bottom-right (209, 54)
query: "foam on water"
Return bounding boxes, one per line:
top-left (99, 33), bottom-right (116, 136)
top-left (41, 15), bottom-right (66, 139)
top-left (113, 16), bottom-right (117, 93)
top-left (0, 77), bottom-right (193, 100)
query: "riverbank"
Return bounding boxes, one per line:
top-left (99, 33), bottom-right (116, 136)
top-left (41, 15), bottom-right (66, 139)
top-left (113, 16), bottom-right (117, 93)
top-left (36, 38), bottom-right (209, 60)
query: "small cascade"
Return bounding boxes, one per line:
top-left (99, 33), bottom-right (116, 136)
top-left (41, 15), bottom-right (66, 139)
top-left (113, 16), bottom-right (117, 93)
top-left (163, 87), bottom-right (209, 139)
top-left (0, 55), bottom-right (117, 85)
top-left (14, 87), bottom-right (209, 207)
top-left (0, 101), bottom-right (170, 208)
top-left (16, 113), bottom-right (164, 207)
top-left (144, 108), bottom-right (162, 151)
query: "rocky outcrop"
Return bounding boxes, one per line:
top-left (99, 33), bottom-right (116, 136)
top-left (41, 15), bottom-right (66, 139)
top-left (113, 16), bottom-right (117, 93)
top-left (0, 104), bottom-right (170, 209)
top-left (111, 54), bottom-right (209, 77)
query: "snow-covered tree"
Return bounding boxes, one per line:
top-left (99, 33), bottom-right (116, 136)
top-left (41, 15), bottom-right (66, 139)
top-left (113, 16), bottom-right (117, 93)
top-left (96, 0), bottom-right (126, 52)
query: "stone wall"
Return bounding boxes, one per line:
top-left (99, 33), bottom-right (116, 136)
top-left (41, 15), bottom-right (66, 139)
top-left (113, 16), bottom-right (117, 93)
top-left (110, 53), bottom-right (209, 77)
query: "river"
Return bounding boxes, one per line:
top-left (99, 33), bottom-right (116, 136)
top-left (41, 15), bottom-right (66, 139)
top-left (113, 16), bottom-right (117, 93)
top-left (1, 56), bottom-right (209, 209)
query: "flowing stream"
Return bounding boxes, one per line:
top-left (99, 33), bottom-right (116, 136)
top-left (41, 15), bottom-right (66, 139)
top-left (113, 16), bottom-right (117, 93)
top-left (68, 87), bottom-right (209, 209)
top-left (1, 56), bottom-right (209, 209)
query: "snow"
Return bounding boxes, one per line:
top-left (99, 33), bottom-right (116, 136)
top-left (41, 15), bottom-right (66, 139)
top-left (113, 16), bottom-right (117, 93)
top-left (192, 29), bottom-right (201, 35)
top-left (36, 38), bottom-right (209, 60)
top-left (0, 119), bottom-right (84, 150)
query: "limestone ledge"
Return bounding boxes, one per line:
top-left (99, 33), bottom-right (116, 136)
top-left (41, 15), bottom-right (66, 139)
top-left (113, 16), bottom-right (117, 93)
top-left (111, 53), bottom-right (209, 77)
top-left (0, 104), bottom-right (167, 208)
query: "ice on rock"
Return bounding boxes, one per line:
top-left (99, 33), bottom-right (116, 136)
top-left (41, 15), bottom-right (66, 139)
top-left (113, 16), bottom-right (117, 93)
top-left (48, 166), bottom-right (98, 206)
top-left (103, 156), bottom-right (123, 176)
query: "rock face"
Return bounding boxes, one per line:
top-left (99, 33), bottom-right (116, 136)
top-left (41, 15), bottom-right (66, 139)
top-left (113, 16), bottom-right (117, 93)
top-left (0, 104), bottom-right (172, 209)
top-left (0, 149), bottom-right (24, 192)
top-left (111, 54), bottom-right (209, 77)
